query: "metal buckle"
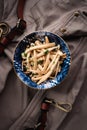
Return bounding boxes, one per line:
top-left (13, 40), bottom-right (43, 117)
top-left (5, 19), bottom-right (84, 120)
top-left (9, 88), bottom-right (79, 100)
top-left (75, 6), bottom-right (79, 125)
top-left (16, 18), bottom-right (26, 35)
top-left (0, 22), bottom-right (10, 38)
top-left (45, 98), bottom-right (72, 113)
top-left (16, 18), bottom-right (26, 28)
top-left (34, 122), bottom-right (41, 130)
top-left (16, 18), bottom-right (21, 28)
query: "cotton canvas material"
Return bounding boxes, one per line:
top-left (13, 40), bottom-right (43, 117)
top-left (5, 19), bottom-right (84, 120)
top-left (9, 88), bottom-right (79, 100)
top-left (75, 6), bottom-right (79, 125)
top-left (0, 0), bottom-right (87, 130)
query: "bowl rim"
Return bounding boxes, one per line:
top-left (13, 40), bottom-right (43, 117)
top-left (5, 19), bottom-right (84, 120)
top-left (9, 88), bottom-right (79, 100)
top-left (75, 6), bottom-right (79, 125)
top-left (13, 31), bottom-right (71, 90)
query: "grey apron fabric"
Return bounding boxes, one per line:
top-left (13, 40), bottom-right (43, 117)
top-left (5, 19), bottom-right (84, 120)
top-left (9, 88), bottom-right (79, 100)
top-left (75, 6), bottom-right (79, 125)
top-left (0, 0), bottom-right (87, 130)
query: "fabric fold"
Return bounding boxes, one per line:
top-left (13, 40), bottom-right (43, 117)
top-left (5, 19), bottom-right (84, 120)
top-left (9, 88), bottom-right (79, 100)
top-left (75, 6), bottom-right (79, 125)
top-left (0, 56), bottom-right (12, 93)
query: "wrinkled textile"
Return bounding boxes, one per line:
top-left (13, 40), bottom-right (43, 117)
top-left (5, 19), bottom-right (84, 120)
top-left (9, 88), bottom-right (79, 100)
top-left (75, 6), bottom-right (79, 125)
top-left (0, 0), bottom-right (87, 130)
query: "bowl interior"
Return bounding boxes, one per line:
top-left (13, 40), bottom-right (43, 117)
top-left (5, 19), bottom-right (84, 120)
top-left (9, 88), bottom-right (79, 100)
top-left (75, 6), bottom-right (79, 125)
top-left (13, 31), bottom-right (71, 89)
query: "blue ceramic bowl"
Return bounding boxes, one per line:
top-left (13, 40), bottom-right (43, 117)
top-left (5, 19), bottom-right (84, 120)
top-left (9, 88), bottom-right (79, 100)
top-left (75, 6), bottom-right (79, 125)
top-left (13, 31), bottom-right (71, 89)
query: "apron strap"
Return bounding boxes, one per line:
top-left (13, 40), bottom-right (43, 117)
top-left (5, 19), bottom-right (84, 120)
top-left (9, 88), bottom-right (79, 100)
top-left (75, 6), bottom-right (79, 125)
top-left (0, 0), bottom-right (26, 55)
top-left (35, 98), bottom-right (50, 130)
top-left (24, 98), bottom-right (72, 130)
top-left (24, 98), bottom-right (50, 130)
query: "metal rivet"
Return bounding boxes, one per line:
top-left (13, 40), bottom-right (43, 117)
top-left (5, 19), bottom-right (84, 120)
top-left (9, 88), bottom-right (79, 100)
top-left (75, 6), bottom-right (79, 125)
top-left (74, 11), bottom-right (79, 17)
top-left (60, 28), bottom-right (67, 33)
top-left (0, 22), bottom-right (10, 36)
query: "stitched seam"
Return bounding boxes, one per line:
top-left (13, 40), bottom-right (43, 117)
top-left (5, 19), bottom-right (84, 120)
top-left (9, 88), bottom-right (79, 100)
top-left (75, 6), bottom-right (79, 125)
top-left (79, 11), bottom-right (87, 25)
top-left (65, 11), bottom-right (87, 28)
top-left (20, 91), bottom-right (47, 129)
top-left (71, 37), bottom-right (86, 59)
top-left (1, 0), bottom-right (5, 21)
top-left (9, 90), bottom-right (46, 130)
top-left (30, 0), bottom-right (42, 10)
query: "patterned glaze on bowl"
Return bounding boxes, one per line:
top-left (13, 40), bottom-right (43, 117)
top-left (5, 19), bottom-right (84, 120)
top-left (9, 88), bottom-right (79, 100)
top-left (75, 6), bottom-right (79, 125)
top-left (13, 31), bottom-right (71, 89)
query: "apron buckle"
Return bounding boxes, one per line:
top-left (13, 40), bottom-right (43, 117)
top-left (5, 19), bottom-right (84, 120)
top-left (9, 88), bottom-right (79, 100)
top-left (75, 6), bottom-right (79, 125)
top-left (0, 22), bottom-right (10, 38)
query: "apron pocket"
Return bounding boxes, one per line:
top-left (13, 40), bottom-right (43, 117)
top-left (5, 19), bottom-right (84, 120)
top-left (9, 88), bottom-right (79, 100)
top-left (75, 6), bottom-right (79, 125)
top-left (58, 9), bottom-right (87, 37)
